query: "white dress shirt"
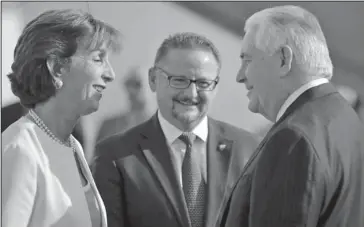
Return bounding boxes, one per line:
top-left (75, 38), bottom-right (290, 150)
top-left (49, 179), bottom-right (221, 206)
top-left (157, 110), bottom-right (208, 187)
top-left (276, 78), bottom-right (329, 122)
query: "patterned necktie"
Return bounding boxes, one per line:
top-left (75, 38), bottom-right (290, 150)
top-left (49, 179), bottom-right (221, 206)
top-left (179, 132), bottom-right (205, 227)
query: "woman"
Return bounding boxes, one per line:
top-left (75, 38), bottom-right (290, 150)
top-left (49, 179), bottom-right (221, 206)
top-left (2, 9), bottom-right (122, 227)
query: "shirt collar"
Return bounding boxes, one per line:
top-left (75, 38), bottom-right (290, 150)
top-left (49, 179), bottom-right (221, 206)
top-left (276, 78), bottom-right (329, 122)
top-left (157, 110), bottom-right (208, 144)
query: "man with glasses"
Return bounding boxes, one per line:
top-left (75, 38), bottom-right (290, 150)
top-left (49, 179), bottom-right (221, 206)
top-left (92, 32), bottom-right (258, 227)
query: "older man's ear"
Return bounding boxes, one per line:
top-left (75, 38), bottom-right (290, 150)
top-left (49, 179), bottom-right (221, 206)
top-left (279, 45), bottom-right (293, 77)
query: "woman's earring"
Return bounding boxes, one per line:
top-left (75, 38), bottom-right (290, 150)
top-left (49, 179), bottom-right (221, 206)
top-left (55, 79), bottom-right (63, 89)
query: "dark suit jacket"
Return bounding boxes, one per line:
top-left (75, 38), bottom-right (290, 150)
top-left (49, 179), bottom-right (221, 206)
top-left (96, 110), bottom-right (149, 143)
top-left (218, 83), bottom-right (364, 227)
top-left (92, 114), bottom-right (258, 227)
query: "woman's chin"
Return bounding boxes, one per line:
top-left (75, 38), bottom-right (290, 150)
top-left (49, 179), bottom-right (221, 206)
top-left (80, 100), bottom-right (100, 116)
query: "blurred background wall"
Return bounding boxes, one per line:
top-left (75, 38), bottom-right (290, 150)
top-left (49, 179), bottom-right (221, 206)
top-left (2, 2), bottom-right (364, 162)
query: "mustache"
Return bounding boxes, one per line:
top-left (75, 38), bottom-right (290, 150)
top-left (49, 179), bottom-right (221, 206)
top-left (173, 96), bottom-right (201, 105)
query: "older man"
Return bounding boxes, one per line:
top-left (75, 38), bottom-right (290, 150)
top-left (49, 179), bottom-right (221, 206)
top-left (92, 32), bottom-right (258, 227)
top-left (218, 5), bottom-right (364, 227)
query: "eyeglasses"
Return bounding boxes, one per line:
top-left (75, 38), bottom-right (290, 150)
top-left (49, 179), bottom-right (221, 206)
top-left (153, 66), bottom-right (219, 91)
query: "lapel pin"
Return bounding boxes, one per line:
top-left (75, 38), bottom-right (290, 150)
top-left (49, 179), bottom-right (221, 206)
top-left (218, 143), bottom-right (227, 151)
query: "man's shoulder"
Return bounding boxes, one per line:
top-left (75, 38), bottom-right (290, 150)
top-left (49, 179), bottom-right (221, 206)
top-left (278, 93), bottom-right (364, 147)
top-left (281, 93), bottom-right (357, 137)
top-left (209, 117), bottom-right (259, 144)
top-left (98, 117), bottom-right (150, 143)
top-left (99, 115), bottom-right (129, 133)
top-left (95, 117), bottom-right (152, 156)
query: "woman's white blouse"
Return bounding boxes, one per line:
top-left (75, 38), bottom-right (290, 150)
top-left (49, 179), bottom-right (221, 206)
top-left (2, 117), bottom-right (107, 227)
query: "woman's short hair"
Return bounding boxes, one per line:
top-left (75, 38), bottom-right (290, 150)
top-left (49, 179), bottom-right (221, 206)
top-left (7, 9), bottom-right (122, 108)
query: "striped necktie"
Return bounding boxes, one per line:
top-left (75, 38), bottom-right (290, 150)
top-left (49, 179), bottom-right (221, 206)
top-left (179, 132), bottom-right (205, 227)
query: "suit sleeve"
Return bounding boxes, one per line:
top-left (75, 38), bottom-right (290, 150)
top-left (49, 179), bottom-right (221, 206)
top-left (91, 143), bottom-right (127, 227)
top-left (2, 143), bottom-right (38, 227)
top-left (250, 128), bottom-right (325, 227)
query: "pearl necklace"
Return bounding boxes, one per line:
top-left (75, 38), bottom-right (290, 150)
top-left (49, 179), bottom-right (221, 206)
top-left (28, 109), bottom-right (75, 152)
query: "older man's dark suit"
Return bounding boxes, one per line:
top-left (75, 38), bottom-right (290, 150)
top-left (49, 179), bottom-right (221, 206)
top-left (92, 114), bottom-right (258, 227)
top-left (218, 83), bottom-right (364, 227)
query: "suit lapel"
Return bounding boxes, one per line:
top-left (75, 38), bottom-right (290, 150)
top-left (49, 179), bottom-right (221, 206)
top-left (205, 119), bottom-right (234, 227)
top-left (236, 83), bottom-right (339, 176)
top-left (139, 114), bottom-right (190, 227)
